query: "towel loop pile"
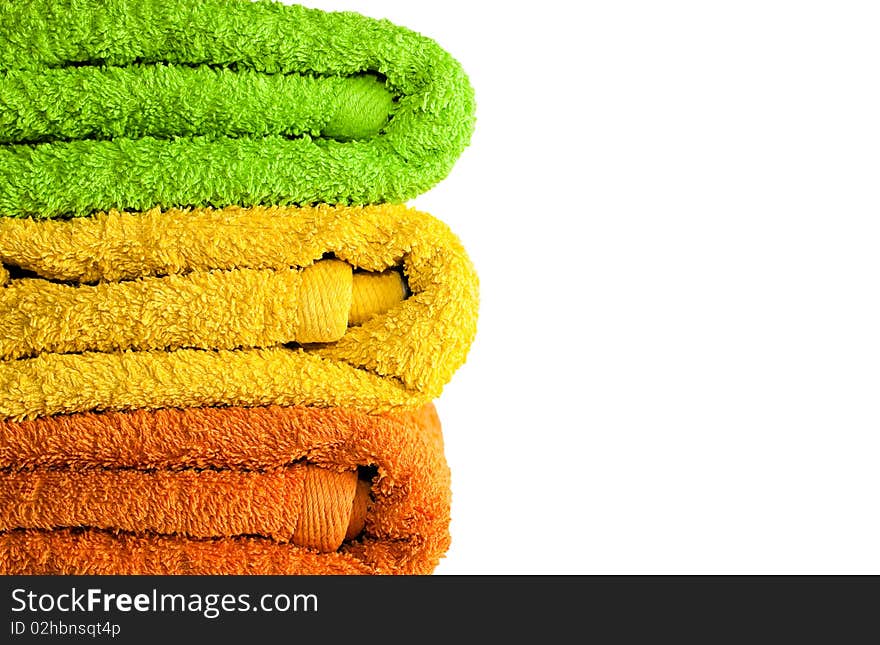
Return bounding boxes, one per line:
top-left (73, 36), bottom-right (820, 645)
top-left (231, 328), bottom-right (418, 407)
top-left (0, 0), bottom-right (477, 575)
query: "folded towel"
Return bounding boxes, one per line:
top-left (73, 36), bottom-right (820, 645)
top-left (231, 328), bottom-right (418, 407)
top-left (0, 0), bottom-right (475, 577)
top-left (0, 0), bottom-right (475, 217)
top-left (0, 204), bottom-right (479, 420)
top-left (0, 404), bottom-right (449, 574)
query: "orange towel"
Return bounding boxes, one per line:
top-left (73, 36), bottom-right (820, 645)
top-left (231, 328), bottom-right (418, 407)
top-left (0, 404), bottom-right (449, 575)
top-left (0, 465), bottom-right (366, 550)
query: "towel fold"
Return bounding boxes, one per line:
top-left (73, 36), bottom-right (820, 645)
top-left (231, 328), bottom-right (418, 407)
top-left (0, 404), bottom-right (449, 575)
top-left (0, 259), bottom-right (406, 359)
top-left (0, 0), bottom-right (475, 217)
top-left (0, 464), bottom-right (367, 550)
top-left (0, 68), bottom-right (394, 143)
top-left (0, 204), bottom-right (478, 421)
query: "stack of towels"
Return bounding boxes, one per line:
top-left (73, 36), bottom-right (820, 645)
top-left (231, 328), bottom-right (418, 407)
top-left (0, 0), bottom-right (477, 575)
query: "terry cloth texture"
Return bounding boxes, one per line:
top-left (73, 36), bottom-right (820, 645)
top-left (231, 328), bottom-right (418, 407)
top-left (0, 404), bottom-right (450, 575)
top-left (0, 0), bottom-right (475, 217)
top-left (0, 465), bottom-right (368, 551)
top-left (0, 204), bottom-right (478, 420)
top-left (0, 259), bottom-right (407, 359)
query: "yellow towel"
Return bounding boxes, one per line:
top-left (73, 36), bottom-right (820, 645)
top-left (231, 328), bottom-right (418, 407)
top-left (0, 259), bottom-right (407, 359)
top-left (0, 204), bottom-right (478, 420)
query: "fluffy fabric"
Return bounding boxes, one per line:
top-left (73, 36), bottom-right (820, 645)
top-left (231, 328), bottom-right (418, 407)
top-left (0, 464), bottom-right (367, 551)
top-left (0, 67), bottom-right (393, 143)
top-left (0, 0), bottom-right (475, 217)
top-left (0, 0), bottom-right (476, 577)
top-left (0, 204), bottom-right (478, 421)
top-left (0, 404), bottom-right (449, 575)
top-left (0, 259), bottom-right (405, 359)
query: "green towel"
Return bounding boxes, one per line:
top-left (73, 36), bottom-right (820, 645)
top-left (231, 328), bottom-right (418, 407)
top-left (0, 0), bottom-right (476, 217)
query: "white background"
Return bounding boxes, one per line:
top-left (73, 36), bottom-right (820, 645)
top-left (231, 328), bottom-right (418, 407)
top-left (290, 1), bottom-right (880, 573)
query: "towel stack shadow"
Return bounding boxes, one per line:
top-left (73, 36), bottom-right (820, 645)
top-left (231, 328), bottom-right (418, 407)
top-left (0, 0), bottom-right (477, 575)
